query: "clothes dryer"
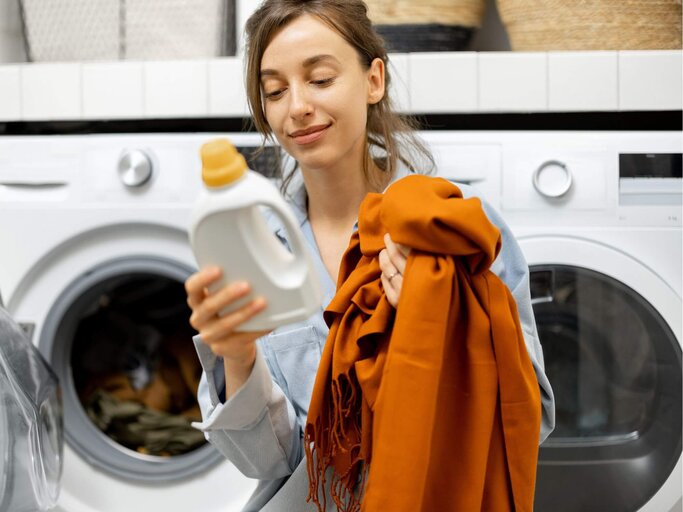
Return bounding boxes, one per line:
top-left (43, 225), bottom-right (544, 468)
top-left (0, 133), bottom-right (276, 512)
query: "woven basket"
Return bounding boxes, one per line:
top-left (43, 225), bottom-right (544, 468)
top-left (366, 0), bottom-right (486, 51)
top-left (366, 0), bottom-right (486, 26)
top-left (19, 0), bottom-right (236, 62)
top-left (496, 0), bottom-right (682, 51)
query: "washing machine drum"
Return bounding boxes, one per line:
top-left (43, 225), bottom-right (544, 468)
top-left (0, 306), bottom-right (63, 512)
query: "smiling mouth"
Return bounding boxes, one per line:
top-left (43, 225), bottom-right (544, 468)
top-left (289, 124), bottom-right (330, 145)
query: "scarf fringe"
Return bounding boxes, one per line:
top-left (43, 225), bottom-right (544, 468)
top-left (305, 370), bottom-right (368, 512)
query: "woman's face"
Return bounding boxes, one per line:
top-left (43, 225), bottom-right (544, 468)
top-left (260, 14), bottom-right (384, 175)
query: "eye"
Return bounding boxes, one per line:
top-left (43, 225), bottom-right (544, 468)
top-left (311, 77), bottom-right (334, 87)
top-left (264, 88), bottom-right (285, 100)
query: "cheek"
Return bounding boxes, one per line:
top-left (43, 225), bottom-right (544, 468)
top-left (345, 84), bottom-right (371, 124)
top-left (263, 102), bottom-right (285, 134)
top-left (263, 102), bottom-right (276, 125)
top-left (263, 105), bottom-right (292, 150)
top-left (348, 99), bottom-right (369, 133)
top-left (322, 86), bottom-right (368, 129)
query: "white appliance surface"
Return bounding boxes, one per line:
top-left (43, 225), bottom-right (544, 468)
top-left (0, 129), bottom-right (680, 512)
top-left (423, 130), bottom-right (681, 512)
top-left (0, 133), bottom-right (265, 512)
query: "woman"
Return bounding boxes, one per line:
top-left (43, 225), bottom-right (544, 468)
top-left (185, 1), bottom-right (555, 510)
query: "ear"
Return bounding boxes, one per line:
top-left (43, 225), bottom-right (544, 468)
top-left (367, 57), bottom-right (385, 105)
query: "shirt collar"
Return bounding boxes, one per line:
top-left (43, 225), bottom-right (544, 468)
top-left (285, 175), bottom-right (309, 227)
top-left (273, 174), bottom-right (307, 243)
top-left (276, 164), bottom-right (414, 241)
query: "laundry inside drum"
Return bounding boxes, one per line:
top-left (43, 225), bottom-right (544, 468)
top-left (70, 274), bottom-right (205, 457)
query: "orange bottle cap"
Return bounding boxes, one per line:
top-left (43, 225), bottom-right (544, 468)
top-left (200, 138), bottom-right (247, 187)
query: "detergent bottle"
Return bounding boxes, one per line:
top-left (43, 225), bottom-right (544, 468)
top-left (189, 138), bottom-right (322, 331)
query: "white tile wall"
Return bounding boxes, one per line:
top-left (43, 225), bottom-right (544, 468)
top-left (82, 62), bottom-right (144, 119)
top-left (479, 52), bottom-right (547, 111)
top-left (387, 53), bottom-right (410, 113)
top-left (235, 0), bottom-right (262, 57)
top-left (208, 58), bottom-right (249, 117)
top-left (619, 50), bottom-right (683, 111)
top-left (409, 53), bottom-right (478, 113)
top-left (144, 60), bottom-right (209, 118)
top-left (0, 51), bottom-right (680, 121)
top-left (548, 52), bottom-right (618, 111)
top-left (0, 65), bottom-right (21, 120)
top-left (21, 63), bottom-right (81, 120)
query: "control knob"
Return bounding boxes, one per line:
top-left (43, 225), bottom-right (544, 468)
top-left (532, 160), bottom-right (573, 198)
top-left (118, 149), bottom-right (153, 187)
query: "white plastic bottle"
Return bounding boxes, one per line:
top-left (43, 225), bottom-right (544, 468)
top-left (189, 138), bottom-right (322, 331)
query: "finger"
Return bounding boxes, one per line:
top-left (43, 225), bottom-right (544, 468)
top-left (185, 267), bottom-right (222, 306)
top-left (395, 241), bottom-right (411, 259)
top-left (384, 234), bottom-right (408, 275)
top-left (380, 273), bottom-right (399, 307)
top-left (203, 281), bottom-right (251, 316)
top-left (201, 297), bottom-right (267, 343)
top-left (378, 248), bottom-right (397, 277)
top-left (204, 330), bottom-right (266, 361)
top-left (190, 280), bottom-right (251, 328)
top-left (230, 329), bottom-right (271, 342)
top-left (204, 328), bottom-right (269, 357)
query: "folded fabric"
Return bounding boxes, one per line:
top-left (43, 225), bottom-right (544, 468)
top-left (305, 175), bottom-right (541, 512)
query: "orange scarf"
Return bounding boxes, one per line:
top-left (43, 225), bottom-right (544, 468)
top-left (305, 175), bottom-right (541, 512)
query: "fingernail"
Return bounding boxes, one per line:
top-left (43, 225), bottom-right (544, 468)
top-left (252, 297), bottom-right (266, 310)
top-left (236, 281), bottom-right (249, 293)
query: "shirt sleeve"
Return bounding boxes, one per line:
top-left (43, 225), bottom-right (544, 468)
top-left (191, 335), bottom-right (302, 480)
top-left (464, 184), bottom-right (556, 444)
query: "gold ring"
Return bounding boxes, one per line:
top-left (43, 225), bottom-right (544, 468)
top-left (387, 271), bottom-right (399, 282)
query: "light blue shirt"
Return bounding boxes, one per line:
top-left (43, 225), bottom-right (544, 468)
top-left (192, 172), bottom-right (555, 512)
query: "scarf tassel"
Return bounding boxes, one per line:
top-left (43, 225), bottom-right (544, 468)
top-left (305, 370), bottom-right (369, 512)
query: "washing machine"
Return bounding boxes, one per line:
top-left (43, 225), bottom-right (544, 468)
top-left (3, 128), bottom-right (680, 512)
top-left (0, 132), bottom-right (279, 512)
top-left (424, 130), bottom-right (682, 512)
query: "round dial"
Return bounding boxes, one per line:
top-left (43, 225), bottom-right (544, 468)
top-left (118, 150), bottom-right (153, 187)
top-left (532, 160), bottom-right (573, 198)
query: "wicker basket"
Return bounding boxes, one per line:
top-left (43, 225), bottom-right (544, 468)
top-left (365, 0), bottom-right (486, 52)
top-left (496, 0), bottom-right (682, 51)
top-left (19, 0), bottom-right (236, 62)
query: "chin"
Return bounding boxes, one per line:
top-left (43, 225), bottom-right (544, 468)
top-left (298, 159), bottom-right (333, 174)
top-left (291, 149), bottom-right (335, 173)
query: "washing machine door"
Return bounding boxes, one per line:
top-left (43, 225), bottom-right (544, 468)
top-left (522, 237), bottom-right (682, 512)
top-left (0, 307), bottom-right (63, 512)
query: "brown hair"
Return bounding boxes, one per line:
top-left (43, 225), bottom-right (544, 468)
top-left (244, 0), bottom-right (434, 194)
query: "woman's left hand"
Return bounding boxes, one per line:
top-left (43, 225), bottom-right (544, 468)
top-left (379, 233), bottom-right (411, 308)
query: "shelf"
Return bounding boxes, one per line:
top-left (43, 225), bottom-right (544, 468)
top-left (0, 50), bottom-right (680, 122)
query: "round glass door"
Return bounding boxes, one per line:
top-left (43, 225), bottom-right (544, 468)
top-left (40, 256), bottom-right (224, 482)
top-left (531, 265), bottom-right (681, 512)
top-left (0, 367), bottom-right (10, 510)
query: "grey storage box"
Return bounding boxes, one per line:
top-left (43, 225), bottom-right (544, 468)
top-left (19, 0), bottom-right (236, 62)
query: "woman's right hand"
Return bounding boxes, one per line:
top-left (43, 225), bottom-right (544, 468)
top-left (185, 266), bottom-right (271, 370)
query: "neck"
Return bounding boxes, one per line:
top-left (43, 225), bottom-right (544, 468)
top-left (302, 158), bottom-right (388, 229)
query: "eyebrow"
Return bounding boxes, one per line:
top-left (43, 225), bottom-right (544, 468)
top-left (260, 54), bottom-right (341, 78)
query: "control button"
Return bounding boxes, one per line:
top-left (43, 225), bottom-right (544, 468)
top-left (532, 160), bottom-right (573, 198)
top-left (118, 149), bottom-right (153, 187)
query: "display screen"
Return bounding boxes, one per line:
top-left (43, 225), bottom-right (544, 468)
top-left (619, 153), bottom-right (682, 179)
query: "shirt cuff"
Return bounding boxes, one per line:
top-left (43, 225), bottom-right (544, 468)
top-left (192, 345), bottom-right (273, 431)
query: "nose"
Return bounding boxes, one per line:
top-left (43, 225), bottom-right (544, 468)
top-left (288, 84), bottom-right (313, 120)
